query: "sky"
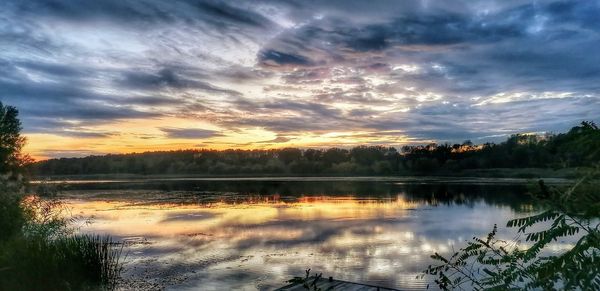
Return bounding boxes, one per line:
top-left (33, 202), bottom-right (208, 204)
top-left (1, 0), bottom-right (599, 160)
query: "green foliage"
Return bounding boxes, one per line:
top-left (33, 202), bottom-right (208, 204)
top-left (0, 102), bottom-right (31, 175)
top-left (423, 172), bottom-right (600, 290)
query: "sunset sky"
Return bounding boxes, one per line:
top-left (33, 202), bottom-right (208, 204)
top-left (2, 0), bottom-right (599, 160)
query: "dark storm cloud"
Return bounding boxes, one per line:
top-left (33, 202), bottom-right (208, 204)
top-left (160, 127), bottom-right (222, 139)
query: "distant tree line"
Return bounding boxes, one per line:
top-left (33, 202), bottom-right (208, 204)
top-left (30, 121), bottom-right (600, 177)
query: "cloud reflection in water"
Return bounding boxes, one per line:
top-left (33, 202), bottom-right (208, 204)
top-left (68, 193), bottom-right (522, 290)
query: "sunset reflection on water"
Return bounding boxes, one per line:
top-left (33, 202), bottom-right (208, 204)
top-left (64, 187), bottom-right (526, 290)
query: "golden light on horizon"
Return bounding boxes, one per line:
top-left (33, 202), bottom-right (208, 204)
top-left (24, 122), bottom-right (415, 160)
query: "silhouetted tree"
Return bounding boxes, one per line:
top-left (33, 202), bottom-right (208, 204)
top-left (0, 102), bottom-right (30, 176)
top-left (322, 148), bottom-right (349, 166)
top-left (278, 148), bottom-right (302, 164)
top-left (29, 120), bottom-right (600, 177)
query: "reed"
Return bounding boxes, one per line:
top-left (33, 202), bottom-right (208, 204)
top-left (0, 234), bottom-right (123, 290)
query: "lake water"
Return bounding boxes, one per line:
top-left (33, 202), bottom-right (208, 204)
top-left (55, 177), bottom-right (555, 290)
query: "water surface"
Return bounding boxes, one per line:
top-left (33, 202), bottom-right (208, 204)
top-left (60, 178), bottom-right (543, 290)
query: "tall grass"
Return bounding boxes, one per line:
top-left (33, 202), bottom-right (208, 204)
top-left (0, 234), bottom-right (123, 290)
top-left (57, 235), bottom-right (124, 290)
top-left (1, 189), bottom-right (124, 290)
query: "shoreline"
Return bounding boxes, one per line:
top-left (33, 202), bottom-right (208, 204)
top-left (30, 167), bottom-right (583, 184)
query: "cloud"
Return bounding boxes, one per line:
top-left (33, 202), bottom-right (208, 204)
top-left (2, 0), bottom-right (600, 156)
top-left (258, 49), bottom-right (315, 67)
top-left (257, 0), bottom-right (600, 94)
top-left (0, 75), bottom-right (161, 124)
top-left (10, 0), bottom-right (275, 30)
top-left (21, 118), bottom-right (115, 138)
top-left (258, 11), bottom-right (525, 68)
top-left (118, 68), bottom-right (241, 95)
top-left (190, 0), bottom-right (274, 29)
top-left (366, 96), bottom-right (600, 142)
top-left (160, 127), bottom-right (222, 139)
top-left (38, 150), bottom-right (107, 159)
top-left (255, 135), bottom-right (291, 144)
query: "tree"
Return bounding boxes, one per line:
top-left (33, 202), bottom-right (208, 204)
top-left (322, 148), bottom-right (349, 166)
top-left (304, 149), bottom-right (323, 162)
top-left (0, 102), bottom-right (30, 176)
top-left (0, 102), bottom-right (30, 238)
top-left (350, 146), bottom-right (385, 166)
top-left (278, 148), bottom-right (303, 165)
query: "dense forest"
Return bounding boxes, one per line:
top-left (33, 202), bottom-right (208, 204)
top-left (31, 121), bottom-right (600, 177)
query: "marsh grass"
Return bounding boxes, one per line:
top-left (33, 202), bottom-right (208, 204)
top-left (0, 234), bottom-right (123, 290)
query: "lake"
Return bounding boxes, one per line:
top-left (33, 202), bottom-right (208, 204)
top-left (52, 177), bottom-right (563, 290)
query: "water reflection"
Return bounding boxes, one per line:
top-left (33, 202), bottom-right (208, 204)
top-left (64, 181), bottom-right (536, 290)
